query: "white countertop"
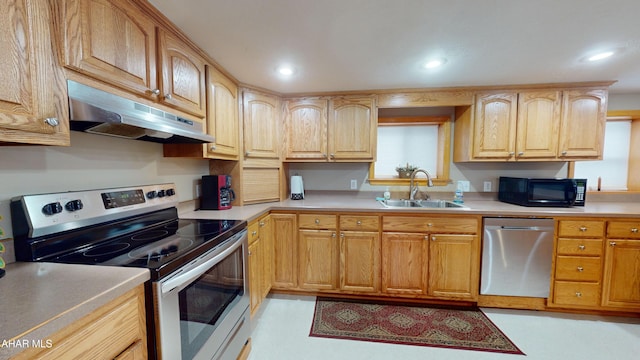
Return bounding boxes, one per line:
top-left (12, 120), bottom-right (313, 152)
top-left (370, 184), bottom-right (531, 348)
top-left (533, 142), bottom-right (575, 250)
top-left (181, 191), bottom-right (640, 221)
top-left (0, 262), bottom-right (149, 360)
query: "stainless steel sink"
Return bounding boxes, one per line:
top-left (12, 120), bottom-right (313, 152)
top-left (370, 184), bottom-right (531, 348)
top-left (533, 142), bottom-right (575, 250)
top-left (378, 199), bottom-right (468, 209)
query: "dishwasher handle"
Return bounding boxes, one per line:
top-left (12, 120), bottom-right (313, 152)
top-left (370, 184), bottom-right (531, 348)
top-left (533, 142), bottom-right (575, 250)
top-left (485, 225), bottom-right (554, 231)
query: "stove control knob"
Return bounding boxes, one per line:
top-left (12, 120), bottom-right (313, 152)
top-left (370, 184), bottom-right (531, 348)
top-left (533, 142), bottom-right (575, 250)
top-left (157, 190), bottom-right (166, 198)
top-left (166, 188), bottom-right (176, 197)
top-left (65, 199), bottom-right (84, 212)
top-left (146, 191), bottom-right (157, 199)
top-left (42, 202), bottom-right (63, 216)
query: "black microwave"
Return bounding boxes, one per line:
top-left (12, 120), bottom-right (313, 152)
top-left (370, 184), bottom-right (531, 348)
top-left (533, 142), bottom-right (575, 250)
top-left (498, 177), bottom-right (587, 207)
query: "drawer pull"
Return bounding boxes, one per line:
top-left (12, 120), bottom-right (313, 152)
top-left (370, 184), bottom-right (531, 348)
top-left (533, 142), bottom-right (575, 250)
top-left (356, 220), bottom-right (362, 226)
top-left (632, 228), bottom-right (639, 233)
top-left (252, 231), bottom-right (258, 236)
top-left (578, 245), bottom-right (586, 250)
top-left (431, 236), bottom-right (437, 241)
top-left (331, 232), bottom-right (336, 238)
top-left (315, 219), bottom-right (320, 224)
top-left (609, 241), bottom-right (617, 247)
top-left (259, 221), bottom-right (265, 227)
top-left (575, 292), bottom-right (582, 298)
top-left (577, 266), bottom-right (584, 272)
top-left (427, 223), bottom-right (433, 227)
top-left (340, 233), bottom-right (345, 238)
top-left (579, 226), bottom-right (587, 232)
top-left (424, 236), bottom-right (429, 241)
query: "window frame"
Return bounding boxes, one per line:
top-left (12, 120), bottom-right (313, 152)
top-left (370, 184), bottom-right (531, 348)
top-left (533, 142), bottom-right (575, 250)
top-left (568, 110), bottom-right (640, 192)
top-left (368, 116), bottom-right (451, 186)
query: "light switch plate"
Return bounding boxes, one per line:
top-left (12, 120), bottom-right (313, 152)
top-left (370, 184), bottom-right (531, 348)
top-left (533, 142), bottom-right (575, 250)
top-left (350, 179), bottom-right (358, 190)
top-left (483, 181), bottom-right (492, 192)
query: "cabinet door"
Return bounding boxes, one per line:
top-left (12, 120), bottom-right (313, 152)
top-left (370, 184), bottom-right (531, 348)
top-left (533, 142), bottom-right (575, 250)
top-left (0, 0), bottom-right (68, 145)
top-left (340, 231), bottom-right (380, 293)
top-left (259, 215), bottom-right (273, 298)
top-left (381, 232), bottom-right (428, 295)
top-left (248, 237), bottom-right (263, 315)
top-left (242, 168), bottom-right (280, 204)
top-left (328, 97), bottom-right (376, 161)
top-left (284, 98), bottom-right (328, 160)
top-left (601, 239), bottom-right (640, 309)
top-left (428, 234), bottom-right (477, 299)
top-left (243, 91), bottom-right (280, 159)
top-left (158, 29), bottom-right (207, 117)
top-left (299, 230), bottom-right (338, 290)
top-left (271, 214), bottom-right (297, 289)
top-left (472, 92), bottom-right (517, 159)
top-left (558, 89), bottom-right (607, 159)
top-left (61, 0), bottom-right (158, 98)
top-left (206, 66), bottom-right (239, 159)
top-left (516, 91), bottom-right (561, 160)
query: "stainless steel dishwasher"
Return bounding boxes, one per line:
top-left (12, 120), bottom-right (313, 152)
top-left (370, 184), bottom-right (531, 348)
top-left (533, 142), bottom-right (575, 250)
top-left (481, 217), bottom-right (555, 298)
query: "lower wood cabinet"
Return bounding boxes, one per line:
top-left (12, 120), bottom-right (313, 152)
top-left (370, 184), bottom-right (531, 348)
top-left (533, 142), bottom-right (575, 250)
top-left (428, 234), bottom-right (477, 299)
top-left (340, 230), bottom-right (380, 293)
top-left (382, 232), bottom-right (428, 295)
top-left (271, 213), bottom-right (298, 289)
top-left (299, 229), bottom-right (339, 290)
top-left (14, 285), bottom-right (147, 360)
top-left (601, 220), bottom-right (640, 310)
top-left (248, 214), bottom-right (273, 316)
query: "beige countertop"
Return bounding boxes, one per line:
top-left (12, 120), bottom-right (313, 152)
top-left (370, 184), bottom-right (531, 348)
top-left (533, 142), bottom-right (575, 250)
top-left (0, 262), bottom-right (149, 360)
top-left (181, 191), bottom-right (640, 221)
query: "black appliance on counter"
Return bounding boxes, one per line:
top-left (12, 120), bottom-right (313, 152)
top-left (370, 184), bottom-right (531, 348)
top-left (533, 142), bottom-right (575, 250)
top-left (201, 175), bottom-right (235, 210)
top-left (10, 184), bottom-right (249, 360)
top-left (498, 176), bottom-right (587, 207)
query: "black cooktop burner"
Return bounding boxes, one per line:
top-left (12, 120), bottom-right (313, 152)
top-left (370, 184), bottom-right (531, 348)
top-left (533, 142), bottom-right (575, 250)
top-left (45, 212), bottom-right (246, 279)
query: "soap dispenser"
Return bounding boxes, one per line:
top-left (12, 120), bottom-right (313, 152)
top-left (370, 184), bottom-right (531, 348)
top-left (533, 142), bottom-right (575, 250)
top-left (383, 187), bottom-right (391, 200)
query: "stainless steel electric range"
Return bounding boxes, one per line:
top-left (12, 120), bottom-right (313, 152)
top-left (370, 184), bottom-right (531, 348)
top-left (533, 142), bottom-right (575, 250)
top-left (10, 183), bottom-right (250, 360)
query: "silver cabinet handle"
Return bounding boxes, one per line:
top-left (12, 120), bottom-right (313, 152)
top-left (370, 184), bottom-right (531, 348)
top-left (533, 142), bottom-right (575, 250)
top-left (259, 221), bottom-right (265, 227)
top-left (431, 236), bottom-right (437, 241)
top-left (517, 151), bottom-right (524, 156)
top-left (575, 292), bottom-right (582, 298)
top-left (245, 152), bottom-right (250, 157)
top-left (423, 236), bottom-right (429, 241)
top-left (610, 241), bottom-right (617, 247)
top-left (151, 88), bottom-right (160, 95)
top-left (356, 220), bottom-right (362, 226)
top-left (340, 233), bottom-right (345, 238)
top-left (330, 153), bottom-right (335, 158)
top-left (331, 232), bottom-right (336, 238)
top-left (315, 219), bottom-right (320, 224)
top-left (508, 152), bottom-right (515, 156)
top-left (427, 223), bottom-right (433, 227)
top-left (578, 245), bottom-right (586, 250)
top-left (561, 151), bottom-right (568, 155)
top-left (165, 94), bottom-right (173, 100)
top-left (44, 118), bottom-right (59, 127)
top-left (322, 153), bottom-right (327, 158)
top-left (251, 231), bottom-right (257, 236)
top-left (577, 266), bottom-right (584, 272)
top-left (579, 226), bottom-right (587, 232)
top-left (631, 228), bottom-right (639, 233)
top-left (209, 145), bottom-right (217, 151)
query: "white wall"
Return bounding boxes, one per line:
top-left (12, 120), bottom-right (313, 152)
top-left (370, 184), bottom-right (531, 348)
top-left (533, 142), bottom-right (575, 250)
top-left (0, 131), bottom-right (209, 202)
top-left (608, 93), bottom-right (640, 110)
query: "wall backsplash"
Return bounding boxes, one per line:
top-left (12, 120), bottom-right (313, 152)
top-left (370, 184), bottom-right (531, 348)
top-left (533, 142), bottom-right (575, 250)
top-left (0, 131), bottom-right (209, 203)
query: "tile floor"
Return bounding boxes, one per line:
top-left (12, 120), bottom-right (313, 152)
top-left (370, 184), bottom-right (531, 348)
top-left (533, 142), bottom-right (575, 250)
top-left (248, 294), bottom-right (640, 360)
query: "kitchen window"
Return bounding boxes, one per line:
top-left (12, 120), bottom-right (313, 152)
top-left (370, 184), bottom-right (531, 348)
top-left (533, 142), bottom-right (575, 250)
top-left (369, 116), bottom-right (451, 186)
top-left (571, 112), bottom-right (639, 191)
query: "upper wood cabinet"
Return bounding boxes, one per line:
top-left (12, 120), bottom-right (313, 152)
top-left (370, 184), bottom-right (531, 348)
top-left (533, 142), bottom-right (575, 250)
top-left (157, 29), bottom-right (207, 117)
top-left (243, 90), bottom-right (281, 159)
top-left (283, 98), bottom-right (328, 160)
top-left (454, 88), bottom-right (608, 162)
top-left (60, 0), bottom-right (206, 118)
top-left (558, 89), bottom-right (607, 159)
top-left (205, 66), bottom-right (239, 159)
top-left (60, 0), bottom-right (158, 99)
top-left (283, 96), bottom-right (376, 162)
top-left (0, 0), bottom-right (69, 145)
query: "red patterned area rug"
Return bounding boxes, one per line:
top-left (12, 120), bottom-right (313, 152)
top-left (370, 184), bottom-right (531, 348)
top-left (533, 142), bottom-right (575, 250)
top-left (309, 297), bottom-right (524, 355)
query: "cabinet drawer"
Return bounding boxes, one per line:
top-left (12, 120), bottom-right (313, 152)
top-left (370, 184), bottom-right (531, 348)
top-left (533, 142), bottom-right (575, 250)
top-left (553, 281), bottom-right (600, 307)
top-left (556, 238), bottom-right (603, 256)
top-left (555, 256), bottom-right (602, 282)
top-left (383, 216), bottom-right (477, 233)
top-left (299, 214), bottom-right (337, 229)
top-left (557, 220), bottom-right (604, 238)
top-left (607, 221), bottom-right (640, 239)
top-left (248, 221), bottom-right (260, 244)
top-left (340, 215), bottom-right (379, 231)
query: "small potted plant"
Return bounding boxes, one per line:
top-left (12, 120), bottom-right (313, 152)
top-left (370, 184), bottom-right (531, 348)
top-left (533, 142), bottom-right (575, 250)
top-left (395, 163), bottom-right (418, 178)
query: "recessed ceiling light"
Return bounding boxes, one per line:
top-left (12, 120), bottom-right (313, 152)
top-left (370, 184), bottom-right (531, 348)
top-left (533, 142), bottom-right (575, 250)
top-left (587, 51), bottom-right (615, 62)
top-left (277, 65), bottom-right (295, 76)
top-left (424, 58), bottom-right (447, 69)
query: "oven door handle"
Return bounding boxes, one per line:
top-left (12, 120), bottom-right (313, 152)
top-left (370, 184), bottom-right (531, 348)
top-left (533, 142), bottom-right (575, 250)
top-left (160, 231), bottom-right (246, 295)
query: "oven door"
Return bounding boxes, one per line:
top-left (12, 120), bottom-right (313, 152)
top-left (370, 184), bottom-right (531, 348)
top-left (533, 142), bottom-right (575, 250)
top-left (154, 229), bottom-right (249, 360)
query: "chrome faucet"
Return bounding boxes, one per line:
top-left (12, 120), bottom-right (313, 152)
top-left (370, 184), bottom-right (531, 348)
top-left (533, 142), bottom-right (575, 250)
top-left (409, 169), bottom-right (434, 200)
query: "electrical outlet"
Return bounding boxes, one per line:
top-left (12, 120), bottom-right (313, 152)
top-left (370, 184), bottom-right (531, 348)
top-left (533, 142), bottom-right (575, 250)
top-left (483, 181), bottom-right (492, 192)
top-left (350, 179), bottom-right (358, 190)
top-left (457, 180), bottom-right (470, 192)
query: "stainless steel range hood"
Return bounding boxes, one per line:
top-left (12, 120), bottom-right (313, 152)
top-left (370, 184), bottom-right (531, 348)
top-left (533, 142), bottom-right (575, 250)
top-left (67, 80), bottom-right (215, 144)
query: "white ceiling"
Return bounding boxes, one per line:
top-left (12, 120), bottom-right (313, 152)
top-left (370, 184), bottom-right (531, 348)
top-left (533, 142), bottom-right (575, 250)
top-left (148, 0), bottom-right (640, 94)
